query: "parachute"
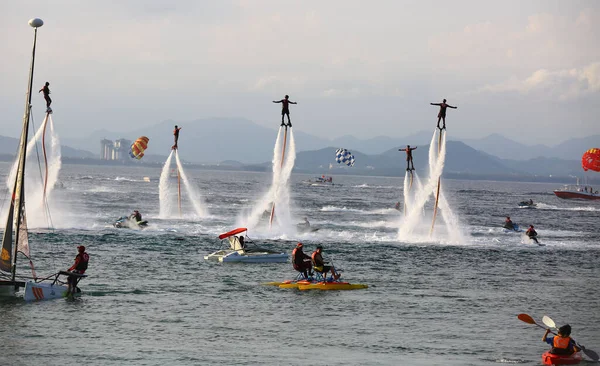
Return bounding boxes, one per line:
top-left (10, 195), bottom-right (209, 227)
top-left (335, 148), bottom-right (355, 167)
top-left (129, 136), bottom-right (149, 160)
top-left (582, 148), bottom-right (600, 172)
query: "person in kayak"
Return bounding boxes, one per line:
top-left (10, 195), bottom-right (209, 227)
top-left (66, 245), bottom-right (89, 296)
top-left (273, 95), bottom-right (297, 127)
top-left (172, 125), bottom-right (182, 150)
top-left (503, 216), bottom-right (515, 230)
top-left (526, 225), bottom-right (539, 243)
top-left (38, 81), bottom-right (52, 111)
top-left (543, 324), bottom-right (580, 356)
top-left (311, 245), bottom-right (340, 280)
top-left (292, 242), bottom-right (313, 279)
top-left (399, 145), bottom-right (417, 171)
top-left (430, 99), bottom-right (457, 130)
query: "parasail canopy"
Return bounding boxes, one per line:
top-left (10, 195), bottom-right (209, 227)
top-left (582, 148), bottom-right (600, 172)
top-left (335, 148), bottom-right (355, 167)
top-left (129, 136), bottom-right (149, 160)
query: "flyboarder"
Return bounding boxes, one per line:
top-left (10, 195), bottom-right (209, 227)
top-left (273, 95), bottom-right (297, 127)
top-left (399, 145), bottom-right (417, 171)
top-left (430, 99), bottom-right (457, 130)
top-left (39, 81), bottom-right (52, 112)
top-left (172, 125), bottom-right (182, 150)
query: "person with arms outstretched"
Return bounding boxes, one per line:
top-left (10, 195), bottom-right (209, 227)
top-left (273, 95), bottom-right (297, 127)
top-left (172, 125), bottom-right (182, 150)
top-left (399, 145), bottom-right (417, 171)
top-left (39, 81), bottom-right (52, 112)
top-left (430, 99), bottom-right (457, 130)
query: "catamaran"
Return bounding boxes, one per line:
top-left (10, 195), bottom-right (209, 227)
top-left (0, 18), bottom-right (86, 301)
top-left (204, 228), bottom-right (288, 263)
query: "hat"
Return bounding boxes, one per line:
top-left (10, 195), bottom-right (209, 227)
top-left (316, 245), bottom-right (323, 250)
top-left (296, 242), bottom-right (303, 247)
top-left (77, 245), bottom-right (85, 252)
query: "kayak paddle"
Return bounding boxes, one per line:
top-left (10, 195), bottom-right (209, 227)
top-left (541, 315), bottom-right (599, 361)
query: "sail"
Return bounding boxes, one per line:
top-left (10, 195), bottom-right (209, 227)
top-left (17, 211), bottom-right (30, 258)
top-left (0, 196), bottom-right (14, 273)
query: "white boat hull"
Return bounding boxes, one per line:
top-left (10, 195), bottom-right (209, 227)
top-left (24, 281), bottom-right (68, 301)
top-left (205, 250), bottom-right (288, 263)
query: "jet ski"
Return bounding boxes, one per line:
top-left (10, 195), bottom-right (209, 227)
top-left (113, 216), bottom-right (148, 229)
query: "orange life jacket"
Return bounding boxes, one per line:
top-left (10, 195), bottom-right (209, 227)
top-left (553, 336), bottom-right (571, 349)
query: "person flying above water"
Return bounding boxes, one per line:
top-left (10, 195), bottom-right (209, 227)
top-left (430, 99), bottom-right (457, 130)
top-left (38, 81), bottom-right (52, 112)
top-left (273, 95), bottom-right (297, 127)
top-left (399, 145), bottom-right (418, 171)
top-left (172, 125), bottom-right (182, 150)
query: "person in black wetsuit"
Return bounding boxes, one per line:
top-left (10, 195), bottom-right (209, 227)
top-left (130, 210), bottom-right (142, 222)
top-left (399, 145), bottom-right (418, 171)
top-left (172, 125), bottom-right (182, 150)
top-left (39, 82), bottom-right (52, 111)
top-left (430, 99), bottom-right (457, 130)
top-left (503, 216), bottom-right (515, 230)
top-left (526, 225), bottom-right (539, 244)
top-left (273, 95), bottom-right (297, 127)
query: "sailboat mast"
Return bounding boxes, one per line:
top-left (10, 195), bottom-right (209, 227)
top-left (6, 19), bottom-right (43, 282)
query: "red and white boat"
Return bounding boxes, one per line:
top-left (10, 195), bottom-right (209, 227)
top-left (553, 185), bottom-right (600, 200)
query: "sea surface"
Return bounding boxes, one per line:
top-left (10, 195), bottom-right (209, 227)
top-left (1, 162), bottom-right (599, 366)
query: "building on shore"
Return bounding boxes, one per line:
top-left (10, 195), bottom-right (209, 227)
top-left (100, 138), bottom-right (132, 161)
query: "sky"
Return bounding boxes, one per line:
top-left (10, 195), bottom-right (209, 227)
top-left (0, 0), bottom-right (598, 145)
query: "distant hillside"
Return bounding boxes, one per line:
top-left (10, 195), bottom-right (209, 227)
top-left (0, 135), bottom-right (95, 158)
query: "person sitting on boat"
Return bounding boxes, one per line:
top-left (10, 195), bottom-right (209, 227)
top-left (529, 199), bottom-right (534, 205)
top-left (526, 225), bottom-right (539, 244)
top-left (130, 210), bottom-right (142, 222)
top-left (503, 216), bottom-right (515, 230)
top-left (311, 245), bottom-right (340, 280)
top-left (238, 235), bottom-right (247, 250)
top-left (543, 324), bottom-right (580, 356)
top-left (66, 245), bottom-right (89, 296)
top-left (395, 201), bottom-right (401, 211)
top-left (292, 242), bottom-right (313, 279)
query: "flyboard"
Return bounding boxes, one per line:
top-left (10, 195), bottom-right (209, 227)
top-left (430, 126), bottom-right (444, 236)
top-left (269, 123), bottom-right (290, 229)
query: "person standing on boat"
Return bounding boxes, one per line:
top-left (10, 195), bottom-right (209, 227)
top-left (542, 324), bottom-right (579, 356)
top-left (66, 245), bottom-right (89, 296)
top-left (38, 81), bottom-right (52, 111)
top-left (172, 125), bottom-right (182, 150)
top-left (526, 225), bottom-right (539, 244)
top-left (399, 145), bottom-right (418, 171)
top-left (292, 242), bottom-right (313, 279)
top-left (311, 245), bottom-right (340, 280)
top-left (430, 99), bottom-right (457, 130)
top-left (273, 95), bottom-right (297, 127)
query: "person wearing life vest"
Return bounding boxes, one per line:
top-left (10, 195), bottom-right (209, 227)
top-left (292, 243), bottom-right (312, 279)
top-left (526, 225), bottom-right (539, 244)
top-left (543, 324), bottom-right (580, 356)
top-left (67, 245), bottom-right (89, 296)
top-left (503, 216), bottom-right (515, 230)
top-left (311, 245), bottom-right (340, 280)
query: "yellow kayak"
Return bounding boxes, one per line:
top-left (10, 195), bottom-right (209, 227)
top-left (298, 282), bottom-right (368, 291)
top-left (278, 280), bottom-right (312, 289)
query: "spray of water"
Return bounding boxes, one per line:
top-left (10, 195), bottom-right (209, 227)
top-left (397, 129), bottom-right (465, 244)
top-left (238, 127), bottom-right (297, 234)
top-left (158, 150), bottom-right (208, 219)
top-left (3, 114), bottom-right (63, 228)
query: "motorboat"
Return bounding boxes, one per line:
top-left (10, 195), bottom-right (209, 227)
top-left (302, 176), bottom-right (336, 187)
top-left (553, 185), bottom-right (600, 200)
top-left (518, 200), bottom-right (537, 209)
top-left (113, 216), bottom-right (148, 229)
top-left (204, 228), bottom-right (288, 263)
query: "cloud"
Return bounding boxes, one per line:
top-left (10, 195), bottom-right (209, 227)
top-left (479, 62), bottom-right (600, 100)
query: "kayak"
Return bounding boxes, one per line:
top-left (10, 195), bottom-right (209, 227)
top-left (298, 282), bottom-right (368, 291)
top-left (279, 280), bottom-right (313, 289)
top-left (542, 351), bottom-right (582, 365)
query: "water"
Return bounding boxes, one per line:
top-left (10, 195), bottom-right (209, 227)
top-left (1, 162), bottom-right (599, 365)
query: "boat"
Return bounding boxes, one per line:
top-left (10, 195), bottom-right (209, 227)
top-left (541, 351), bottom-right (582, 365)
top-left (298, 281), bottom-right (368, 291)
top-left (113, 216), bottom-right (148, 229)
top-left (204, 228), bottom-right (288, 263)
top-left (302, 176), bottom-right (335, 187)
top-left (553, 185), bottom-right (600, 200)
top-left (502, 224), bottom-right (522, 233)
top-left (0, 18), bottom-right (87, 301)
